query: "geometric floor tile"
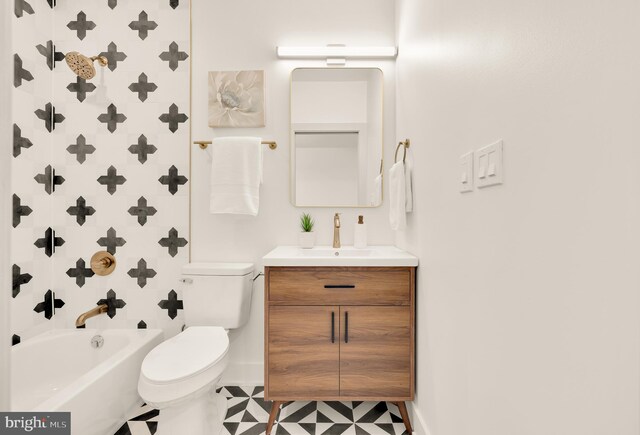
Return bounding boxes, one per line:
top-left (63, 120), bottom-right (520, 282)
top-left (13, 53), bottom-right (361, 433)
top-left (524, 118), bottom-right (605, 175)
top-left (114, 386), bottom-right (409, 435)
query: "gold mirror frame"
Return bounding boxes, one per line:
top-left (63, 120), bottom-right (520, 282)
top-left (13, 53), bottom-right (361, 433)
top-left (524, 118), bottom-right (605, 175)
top-left (289, 67), bottom-right (385, 208)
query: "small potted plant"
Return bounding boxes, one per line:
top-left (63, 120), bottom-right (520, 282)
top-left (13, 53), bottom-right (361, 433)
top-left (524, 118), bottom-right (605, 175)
top-left (299, 213), bottom-right (316, 249)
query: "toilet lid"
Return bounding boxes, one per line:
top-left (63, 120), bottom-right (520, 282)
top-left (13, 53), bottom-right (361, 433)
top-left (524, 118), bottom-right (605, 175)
top-left (141, 326), bottom-right (229, 383)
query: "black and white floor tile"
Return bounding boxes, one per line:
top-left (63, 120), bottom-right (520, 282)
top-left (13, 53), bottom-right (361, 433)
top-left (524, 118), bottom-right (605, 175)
top-left (115, 386), bottom-right (409, 435)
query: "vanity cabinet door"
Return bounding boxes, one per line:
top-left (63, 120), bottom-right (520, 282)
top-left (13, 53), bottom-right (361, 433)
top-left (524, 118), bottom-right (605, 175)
top-left (339, 306), bottom-right (412, 398)
top-left (267, 305), bottom-right (340, 399)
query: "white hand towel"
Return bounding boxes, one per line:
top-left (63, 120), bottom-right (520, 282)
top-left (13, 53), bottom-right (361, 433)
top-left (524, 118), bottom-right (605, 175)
top-left (371, 173), bottom-right (383, 206)
top-left (404, 155), bottom-right (413, 212)
top-left (209, 137), bottom-right (263, 216)
top-left (389, 161), bottom-right (406, 230)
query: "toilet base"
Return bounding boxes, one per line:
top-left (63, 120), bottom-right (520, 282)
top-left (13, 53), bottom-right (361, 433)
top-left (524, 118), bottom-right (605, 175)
top-left (155, 387), bottom-right (228, 435)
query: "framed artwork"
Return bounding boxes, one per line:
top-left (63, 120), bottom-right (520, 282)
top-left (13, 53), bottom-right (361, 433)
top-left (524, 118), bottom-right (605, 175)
top-left (208, 70), bottom-right (265, 127)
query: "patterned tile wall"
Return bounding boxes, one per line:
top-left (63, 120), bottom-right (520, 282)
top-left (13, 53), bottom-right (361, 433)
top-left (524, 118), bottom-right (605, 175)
top-left (11, 0), bottom-right (190, 344)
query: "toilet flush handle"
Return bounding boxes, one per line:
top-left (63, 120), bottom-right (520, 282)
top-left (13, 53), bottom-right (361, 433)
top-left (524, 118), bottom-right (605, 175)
top-left (179, 278), bottom-right (193, 284)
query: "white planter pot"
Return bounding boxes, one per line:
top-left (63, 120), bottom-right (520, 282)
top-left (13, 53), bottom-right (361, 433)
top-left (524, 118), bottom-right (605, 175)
top-left (299, 232), bottom-right (316, 249)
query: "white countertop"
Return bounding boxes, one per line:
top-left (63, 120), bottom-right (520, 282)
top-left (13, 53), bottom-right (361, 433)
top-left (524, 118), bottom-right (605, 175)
top-left (262, 245), bottom-right (419, 267)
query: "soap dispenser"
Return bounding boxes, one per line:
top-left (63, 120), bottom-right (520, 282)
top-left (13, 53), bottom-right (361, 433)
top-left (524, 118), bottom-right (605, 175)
top-left (354, 215), bottom-right (367, 249)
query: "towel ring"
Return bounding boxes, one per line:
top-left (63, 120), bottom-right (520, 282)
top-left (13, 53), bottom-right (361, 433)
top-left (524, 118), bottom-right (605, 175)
top-left (394, 139), bottom-right (411, 163)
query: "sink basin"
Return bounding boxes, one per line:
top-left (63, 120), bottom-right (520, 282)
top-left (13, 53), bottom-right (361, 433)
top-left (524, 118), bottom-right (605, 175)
top-left (299, 248), bottom-right (373, 258)
top-left (262, 246), bottom-right (418, 267)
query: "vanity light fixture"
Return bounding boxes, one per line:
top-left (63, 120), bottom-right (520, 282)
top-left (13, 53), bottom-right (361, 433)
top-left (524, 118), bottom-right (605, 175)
top-left (276, 45), bottom-right (398, 59)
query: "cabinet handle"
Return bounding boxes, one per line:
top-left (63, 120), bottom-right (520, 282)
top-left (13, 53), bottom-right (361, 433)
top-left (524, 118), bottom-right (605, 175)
top-left (331, 311), bottom-right (335, 343)
top-left (324, 285), bottom-right (355, 289)
top-left (344, 311), bottom-right (349, 343)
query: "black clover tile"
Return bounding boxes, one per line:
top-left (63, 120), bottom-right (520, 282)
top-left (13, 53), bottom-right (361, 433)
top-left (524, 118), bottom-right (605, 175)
top-left (159, 103), bottom-right (188, 132)
top-left (129, 73), bottom-right (157, 102)
top-left (67, 134), bottom-right (95, 163)
top-left (12, 335), bottom-right (21, 346)
top-left (34, 290), bottom-right (65, 319)
top-left (128, 258), bottom-right (157, 288)
top-left (67, 11), bottom-right (96, 40)
top-left (159, 165), bottom-right (187, 194)
top-left (137, 320), bottom-right (147, 329)
top-left (97, 289), bottom-right (126, 318)
top-left (34, 165), bottom-right (65, 194)
top-left (67, 196), bottom-right (95, 226)
top-left (100, 42), bottom-right (127, 71)
top-left (67, 77), bottom-right (96, 102)
top-left (97, 165), bottom-right (126, 195)
top-left (35, 102), bottom-right (65, 132)
top-left (158, 227), bottom-right (188, 257)
top-left (66, 258), bottom-right (94, 288)
top-left (98, 103), bottom-right (126, 133)
top-left (13, 194), bottom-right (32, 228)
top-left (34, 227), bottom-right (65, 257)
top-left (36, 40), bottom-right (65, 70)
top-left (97, 227), bottom-right (126, 254)
top-left (14, 54), bottom-right (34, 87)
top-left (159, 42), bottom-right (188, 71)
top-left (13, 124), bottom-right (33, 157)
top-left (128, 197), bottom-right (156, 226)
top-left (47, 0), bottom-right (55, 7)
top-left (129, 11), bottom-right (158, 40)
top-left (12, 264), bottom-right (32, 298)
top-left (128, 134), bottom-right (156, 164)
top-left (170, 0), bottom-right (179, 9)
top-left (158, 290), bottom-right (183, 319)
top-left (15, 0), bottom-right (34, 18)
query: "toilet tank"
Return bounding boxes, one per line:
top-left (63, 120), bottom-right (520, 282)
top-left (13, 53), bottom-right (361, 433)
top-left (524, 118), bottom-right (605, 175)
top-left (180, 262), bottom-right (254, 329)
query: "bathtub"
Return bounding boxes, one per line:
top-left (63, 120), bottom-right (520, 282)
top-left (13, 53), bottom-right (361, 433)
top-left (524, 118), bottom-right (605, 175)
top-left (11, 328), bottom-right (163, 435)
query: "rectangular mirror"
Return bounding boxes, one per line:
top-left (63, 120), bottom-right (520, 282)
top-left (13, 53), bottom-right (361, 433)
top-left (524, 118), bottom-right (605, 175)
top-left (290, 68), bottom-right (384, 207)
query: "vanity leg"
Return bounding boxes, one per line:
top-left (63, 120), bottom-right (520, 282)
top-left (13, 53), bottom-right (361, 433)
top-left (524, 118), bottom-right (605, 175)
top-left (394, 401), bottom-right (413, 434)
top-left (266, 401), bottom-right (283, 435)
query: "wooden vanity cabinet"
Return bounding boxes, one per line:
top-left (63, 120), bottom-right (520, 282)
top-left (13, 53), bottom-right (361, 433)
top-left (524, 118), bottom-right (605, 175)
top-left (264, 266), bottom-right (416, 434)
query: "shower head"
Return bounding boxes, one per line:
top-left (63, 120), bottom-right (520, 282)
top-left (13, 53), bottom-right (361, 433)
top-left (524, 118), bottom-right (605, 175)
top-left (64, 52), bottom-right (108, 80)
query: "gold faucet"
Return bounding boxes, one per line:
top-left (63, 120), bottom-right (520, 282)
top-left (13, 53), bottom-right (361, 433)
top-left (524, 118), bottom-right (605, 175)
top-left (76, 304), bottom-right (108, 328)
top-left (333, 213), bottom-right (341, 249)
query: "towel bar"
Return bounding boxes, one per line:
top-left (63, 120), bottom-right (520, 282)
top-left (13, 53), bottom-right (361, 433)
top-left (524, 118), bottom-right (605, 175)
top-left (193, 140), bottom-right (277, 150)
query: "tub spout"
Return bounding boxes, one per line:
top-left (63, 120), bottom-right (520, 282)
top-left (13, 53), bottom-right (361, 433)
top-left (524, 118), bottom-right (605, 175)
top-left (76, 304), bottom-right (108, 328)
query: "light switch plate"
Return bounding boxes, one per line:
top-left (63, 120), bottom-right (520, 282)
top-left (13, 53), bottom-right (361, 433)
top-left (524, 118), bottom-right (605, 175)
top-left (460, 151), bottom-right (474, 193)
top-left (476, 140), bottom-right (503, 188)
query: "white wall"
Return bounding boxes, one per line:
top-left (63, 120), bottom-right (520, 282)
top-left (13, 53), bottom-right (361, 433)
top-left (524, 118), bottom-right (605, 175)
top-left (396, 0), bottom-right (640, 434)
top-left (191, 0), bottom-right (396, 383)
top-left (0, 1), bottom-right (12, 411)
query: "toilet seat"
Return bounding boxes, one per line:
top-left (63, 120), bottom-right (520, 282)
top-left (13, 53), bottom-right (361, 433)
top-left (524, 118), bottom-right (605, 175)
top-left (141, 326), bottom-right (229, 384)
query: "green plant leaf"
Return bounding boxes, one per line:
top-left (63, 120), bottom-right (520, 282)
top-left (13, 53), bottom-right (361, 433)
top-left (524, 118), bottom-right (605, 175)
top-left (300, 213), bottom-right (315, 232)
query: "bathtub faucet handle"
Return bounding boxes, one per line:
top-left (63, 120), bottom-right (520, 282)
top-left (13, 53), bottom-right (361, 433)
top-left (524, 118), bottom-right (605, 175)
top-left (91, 251), bottom-right (116, 276)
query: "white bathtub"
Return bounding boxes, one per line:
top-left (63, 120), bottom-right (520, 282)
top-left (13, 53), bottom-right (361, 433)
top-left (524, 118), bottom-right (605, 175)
top-left (11, 328), bottom-right (163, 435)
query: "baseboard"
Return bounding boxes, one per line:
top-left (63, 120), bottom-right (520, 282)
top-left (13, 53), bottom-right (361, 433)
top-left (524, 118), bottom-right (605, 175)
top-left (221, 362), bottom-right (264, 386)
top-left (408, 402), bottom-right (430, 435)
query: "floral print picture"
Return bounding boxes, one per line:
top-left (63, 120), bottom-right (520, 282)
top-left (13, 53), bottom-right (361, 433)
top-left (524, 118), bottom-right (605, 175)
top-left (208, 70), bottom-right (265, 127)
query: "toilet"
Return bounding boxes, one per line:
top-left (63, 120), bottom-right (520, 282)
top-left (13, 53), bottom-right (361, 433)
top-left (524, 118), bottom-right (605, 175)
top-left (138, 262), bottom-right (254, 435)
